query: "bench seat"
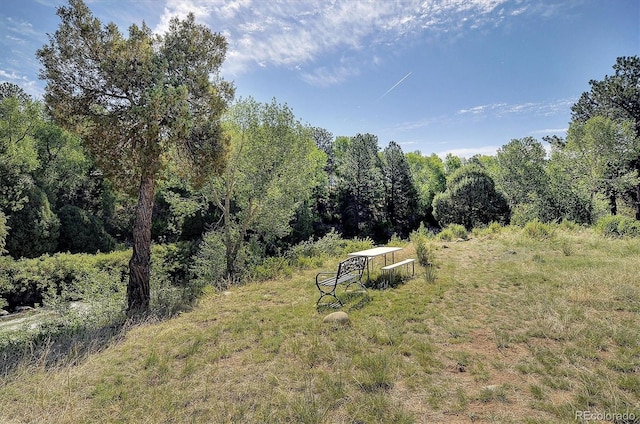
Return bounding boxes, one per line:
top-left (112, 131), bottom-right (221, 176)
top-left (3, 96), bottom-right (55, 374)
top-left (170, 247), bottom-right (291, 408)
top-left (381, 258), bottom-right (415, 288)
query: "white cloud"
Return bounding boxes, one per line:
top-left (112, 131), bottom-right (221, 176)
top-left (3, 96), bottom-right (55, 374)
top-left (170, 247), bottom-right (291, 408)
top-left (530, 128), bottom-right (568, 135)
top-left (300, 65), bottom-right (360, 88)
top-left (155, 0), bottom-right (517, 81)
top-left (457, 98), bottom-right (575, 118)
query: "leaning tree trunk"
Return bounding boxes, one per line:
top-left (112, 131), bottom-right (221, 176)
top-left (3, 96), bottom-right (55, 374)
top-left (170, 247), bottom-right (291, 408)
top-left (128, 172), bottom-right (155, 315)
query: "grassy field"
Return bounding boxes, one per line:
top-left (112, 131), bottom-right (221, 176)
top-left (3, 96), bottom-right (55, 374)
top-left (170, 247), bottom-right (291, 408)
top-left (1, 226), bottom-right (639, 423)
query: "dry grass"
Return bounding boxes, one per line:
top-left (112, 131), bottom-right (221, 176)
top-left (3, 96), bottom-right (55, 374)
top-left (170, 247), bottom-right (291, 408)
top-left (1, 227), bottom-right (639, 423)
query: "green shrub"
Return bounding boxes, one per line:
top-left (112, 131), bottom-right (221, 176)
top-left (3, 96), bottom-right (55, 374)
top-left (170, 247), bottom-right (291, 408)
top-left (437, 224), bottom-right (468, 241)
top-left (595, 215), bottom-right (640, 238)
top-left (190, 230), bottom-right (228, 291)
top-left (341, 237), bottom-right (374, 256)
top-left (5, 187), bottom-right (60, 258)
top-left (251, 256), bottom-right (292, 281)
top-left (57, 205), bottom-right (115, 254)
top-left (523, 219), bottom-right (555, 240)
top-left (410, 224), bottom-right (433, 267)
top-left (472, 222), bottom-right (503, 238)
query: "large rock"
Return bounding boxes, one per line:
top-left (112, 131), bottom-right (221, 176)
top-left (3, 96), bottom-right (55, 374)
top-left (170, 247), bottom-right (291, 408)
top-left (323, 311), bottom-right (349, 324)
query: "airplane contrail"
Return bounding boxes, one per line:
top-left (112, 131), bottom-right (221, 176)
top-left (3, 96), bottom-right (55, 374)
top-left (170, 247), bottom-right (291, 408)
top-left (380, 71), bottom-right (413, 99)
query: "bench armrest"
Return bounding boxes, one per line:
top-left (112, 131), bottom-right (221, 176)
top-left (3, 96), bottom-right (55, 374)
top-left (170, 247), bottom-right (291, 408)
top-left (316, 271), bottom-right (337, 284)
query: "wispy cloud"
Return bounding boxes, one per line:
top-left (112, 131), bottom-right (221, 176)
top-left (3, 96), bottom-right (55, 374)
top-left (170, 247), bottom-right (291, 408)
top-left (154, 0), bottom-right (539, 82)
top-left (530, 128), bottom-right (568, 135)
top-left (457, 98), bottom-right (575, 118)
top-left (300, 64), bottom-right (360, 87)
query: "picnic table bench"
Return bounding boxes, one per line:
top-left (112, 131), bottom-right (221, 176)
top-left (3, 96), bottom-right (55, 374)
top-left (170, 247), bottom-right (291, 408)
top-left (381, 258), bottom-right (415, 288)
top-left (315, 256), bottom-right (367, 308)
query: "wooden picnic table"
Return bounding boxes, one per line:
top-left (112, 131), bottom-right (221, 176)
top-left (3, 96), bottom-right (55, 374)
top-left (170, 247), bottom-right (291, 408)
top-left (347, 246), bottom-right (403, 282)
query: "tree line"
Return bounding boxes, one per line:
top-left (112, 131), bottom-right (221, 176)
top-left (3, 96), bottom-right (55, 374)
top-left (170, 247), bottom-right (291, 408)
top-left (1, 0), bottom-right (638, 314)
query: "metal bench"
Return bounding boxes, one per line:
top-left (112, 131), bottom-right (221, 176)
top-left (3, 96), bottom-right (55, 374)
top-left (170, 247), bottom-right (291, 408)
top-left (315, 256), bottom-right (367, 308)
top-left (381, 258), bottom-right (415, 288)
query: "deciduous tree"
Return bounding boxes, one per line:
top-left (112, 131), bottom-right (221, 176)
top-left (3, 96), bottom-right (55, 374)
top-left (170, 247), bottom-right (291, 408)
top-left (571, 56), bottom-right (640, 218)
top-left (205, 97), bottom-right (325, 276)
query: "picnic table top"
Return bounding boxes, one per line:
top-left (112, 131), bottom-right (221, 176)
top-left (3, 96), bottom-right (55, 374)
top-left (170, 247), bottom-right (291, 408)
top-left (347, 246), bottom-right (403, 258)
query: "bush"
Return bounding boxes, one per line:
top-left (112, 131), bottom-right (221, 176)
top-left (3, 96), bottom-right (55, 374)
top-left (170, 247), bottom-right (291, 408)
top-left (285, 230), bottom-right (374, 267)
top-left (596, 215), bottom-right (640, 238)
top-left (57, 205), bottom-right (116, 254)
top-left (410, 224), bottom-right (433, 267)
top-left (472, 222), bottom-right (503, 238)
top-left (251, 256), bottom-right (292, 281)
top-left (437, 224), bottom-right (468, 241)
top-left (190, 230), bottom-right (228, 291)
top-left (522, 219), bottom-right (555, 240)
top-left (0, 251), bottom-right (129, 310)
top-left (5, 187), bottom-right (60, 258)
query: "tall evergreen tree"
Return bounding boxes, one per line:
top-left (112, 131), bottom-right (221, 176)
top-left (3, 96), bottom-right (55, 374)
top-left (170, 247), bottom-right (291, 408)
top-left (337, 133), bottom-right (384, 238)
top-left (382, 141), bottom-right (419, 237)
top-left (37, 0), bottom-right (233, 313)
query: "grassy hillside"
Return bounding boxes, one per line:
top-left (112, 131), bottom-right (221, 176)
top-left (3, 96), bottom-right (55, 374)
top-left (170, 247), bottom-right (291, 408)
top-left (1, 226), bottom-right (639, 423)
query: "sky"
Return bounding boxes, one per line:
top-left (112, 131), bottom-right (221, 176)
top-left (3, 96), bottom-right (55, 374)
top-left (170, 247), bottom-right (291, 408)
top-left (1, 0), bottom-right (639, 158)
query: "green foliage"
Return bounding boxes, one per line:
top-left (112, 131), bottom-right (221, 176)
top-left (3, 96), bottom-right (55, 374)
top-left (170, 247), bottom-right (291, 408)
top-left (472, 221), bottom-right (503, 238)
top-left (0, 250), bottom-right (129, 312)
top-left (5, 186), bottom-right (60, 259)
top-left (595, 215), bottom-right (640, 238)
top-left (522, 219), bottom-right (555, 240)
top-left (190, 230), bottom-right (228, 291)
top-left (0, 89), bottom-right (40, 214)
top-left (337, 133), bottom-right (385, 239)
top-left (495, 137), bottom-right (550, 213)
top-left (382, 141), bottom-right (420, 238)
top-left (207, 97), bottom-right (325, 277)
top-left (571, 55), bottom-right (640, 218)
top-left (57, 205), bottom-right (115, 254)
top-left (436, 224), bottom-right (468, 241)
top-left (433, 165), bottom-right (510, 230)
top-left (410, 224), bottom-right (434, 266)
top-left (284, 230), bottom-right (373, 271)
top-left (251, 256), bottom-right (293, 282)
top-left (564, 116), bottom-right (639, 221)
top-left (405, 152), bottom-right (446, 225)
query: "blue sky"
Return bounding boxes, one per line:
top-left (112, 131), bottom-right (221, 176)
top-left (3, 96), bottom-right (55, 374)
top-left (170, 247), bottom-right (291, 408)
top-left (1, 0), bottom-right (638, 157)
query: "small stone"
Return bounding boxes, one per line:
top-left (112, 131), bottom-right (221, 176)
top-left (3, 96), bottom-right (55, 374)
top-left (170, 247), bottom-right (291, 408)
top-left (323, 311), bottom-right (349, 324)
top-left (0, 309), bottom-right (9, 316)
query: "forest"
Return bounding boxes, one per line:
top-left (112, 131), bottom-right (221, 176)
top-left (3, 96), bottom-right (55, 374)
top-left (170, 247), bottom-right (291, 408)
top-left (0, 1), bottom-right (639, 323)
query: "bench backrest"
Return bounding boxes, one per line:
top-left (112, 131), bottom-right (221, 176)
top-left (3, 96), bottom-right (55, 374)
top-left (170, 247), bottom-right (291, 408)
top-left (337, 256), bottom-right (366, 278)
